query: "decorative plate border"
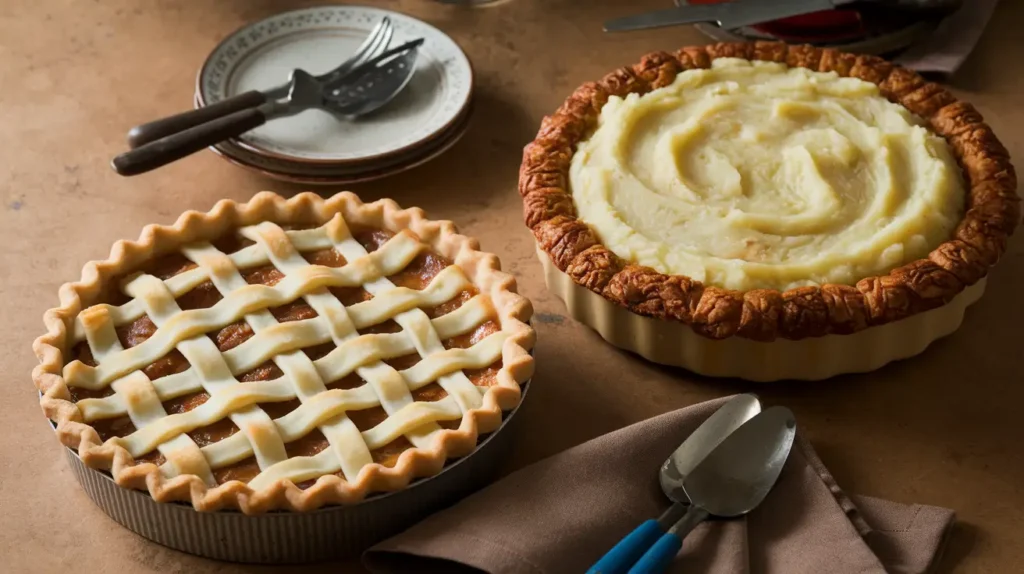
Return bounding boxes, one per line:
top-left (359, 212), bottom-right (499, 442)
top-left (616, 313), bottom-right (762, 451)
top-left (196, 6), bottom-right (473, 164)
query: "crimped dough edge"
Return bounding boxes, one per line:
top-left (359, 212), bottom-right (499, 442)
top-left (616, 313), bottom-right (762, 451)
top-left (33, 191), bottom-right (536, 514)
top-left (520, 42), bottom-right (1020, 341)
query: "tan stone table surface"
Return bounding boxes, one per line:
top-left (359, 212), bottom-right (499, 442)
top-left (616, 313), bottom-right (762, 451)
top-left (3, 1), bottom-right (1023, 572)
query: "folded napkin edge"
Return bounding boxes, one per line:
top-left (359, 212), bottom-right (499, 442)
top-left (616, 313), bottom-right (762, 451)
top-left (366, 528), bottom-right (547, 574)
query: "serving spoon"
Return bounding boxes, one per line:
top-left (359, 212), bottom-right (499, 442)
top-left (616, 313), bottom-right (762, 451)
top-left (126, 17), bottom-right (394, 148)
top-left (629, 406), bottom-right (797, 573)
top-left (111, 40), bottom-right (422, 176)
top-left (587, 394), bottom-right (762, 574)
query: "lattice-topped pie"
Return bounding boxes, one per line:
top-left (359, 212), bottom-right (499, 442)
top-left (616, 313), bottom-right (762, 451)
top-left (34, 192), bottom-right (534, 513)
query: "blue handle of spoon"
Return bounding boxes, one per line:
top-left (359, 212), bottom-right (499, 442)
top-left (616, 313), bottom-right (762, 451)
top-left (587, 519), bottom-right (664, 574)
top-left (628, 531), bottom-right (683, 574)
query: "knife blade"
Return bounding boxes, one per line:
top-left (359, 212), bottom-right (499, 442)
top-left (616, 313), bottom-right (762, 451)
top-left (604, 0), bottom-right (845, 33)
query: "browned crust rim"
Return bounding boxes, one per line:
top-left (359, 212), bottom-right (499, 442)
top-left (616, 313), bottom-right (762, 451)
top-left (520, 42), bottom-right (1020, 341)
top-left (33, 191), bottom-right (536, 513)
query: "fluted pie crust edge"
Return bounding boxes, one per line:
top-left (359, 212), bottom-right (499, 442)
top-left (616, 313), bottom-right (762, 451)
top-left (33, 192), bottom-right (535, 513)
top-left (520, 42), bottom-right (1020, 341)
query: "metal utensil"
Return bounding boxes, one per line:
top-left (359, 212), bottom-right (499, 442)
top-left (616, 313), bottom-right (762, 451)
top-left (604, 0), bottom-right (962, 33)
top-left (322, 46), bottom-right (421, 115)
top-left (111, 39), bottom-right (422, 176)
top-left (629, 406), bottom-right (797, 574)
top-left (126, 17), bottom-right (394, 148)
top-left (587, 394), bottom-right (762, 574)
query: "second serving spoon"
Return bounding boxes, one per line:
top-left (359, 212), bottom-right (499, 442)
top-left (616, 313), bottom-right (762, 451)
top-left (628, 406), bottom-right (797, 573)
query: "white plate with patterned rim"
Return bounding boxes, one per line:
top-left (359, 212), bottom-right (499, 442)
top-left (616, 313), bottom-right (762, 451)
top-left (195, 6), bottom-right (473, 166)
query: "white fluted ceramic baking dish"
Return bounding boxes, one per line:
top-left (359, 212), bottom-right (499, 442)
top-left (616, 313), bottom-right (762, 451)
top-left (538, 249), bottom-right (985, 381)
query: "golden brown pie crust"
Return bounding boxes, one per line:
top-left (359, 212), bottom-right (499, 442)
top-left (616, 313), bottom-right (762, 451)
top-left (520, 42), bottom-right (1020, 341)
top-left (34, 192), bottom-right (535, 513)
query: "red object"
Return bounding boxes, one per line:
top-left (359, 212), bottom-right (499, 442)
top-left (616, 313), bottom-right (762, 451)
top-left (686, 0), bottom-right (866, 42)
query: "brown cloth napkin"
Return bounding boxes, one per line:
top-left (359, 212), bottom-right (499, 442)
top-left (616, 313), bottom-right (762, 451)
top-left (364, 397), bottom-right (955, 574)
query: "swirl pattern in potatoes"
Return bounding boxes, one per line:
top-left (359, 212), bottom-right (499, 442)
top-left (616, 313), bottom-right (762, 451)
top-left (520, 43), bottom-right (1019, 379)
top-left (570, 58), bottom-right (964, 291)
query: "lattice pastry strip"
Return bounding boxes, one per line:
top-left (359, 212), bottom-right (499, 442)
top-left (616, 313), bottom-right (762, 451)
top-left (181, 235), bottom-right (373, 482)
top-left (35, 191), bottom-right (535, 513)
top-left (86, 315), bottom-right (216, 483)
top-left (63, 248), bottom-right (468, 390)
top-left (65, 228), bottom-right (421, 341)
top-left (65, 215), bottom-right (508, 489)
top-left (235, 217), bottom-right (485, 486)
top-left (314, 221), bottom-right (486, 411)
top-left (231, 220), bottom-right (417, 482)
top-left (122, 273), bottom-right (290, 480)
top-left (73, 295), bottom-right (494, 421)
top-left (327, 227), bottom-right (485, 416)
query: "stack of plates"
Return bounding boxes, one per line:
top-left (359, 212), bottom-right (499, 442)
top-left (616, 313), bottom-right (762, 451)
top-left (194, 6), bottom-right (473, 184)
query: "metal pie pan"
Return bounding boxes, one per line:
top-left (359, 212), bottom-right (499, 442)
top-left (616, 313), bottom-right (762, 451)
top-left (58, 380), bottom-right (529, 564)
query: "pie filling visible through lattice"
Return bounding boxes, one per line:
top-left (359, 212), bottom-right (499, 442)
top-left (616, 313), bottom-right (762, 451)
top-left (36, 193), bottom-right (534, 510)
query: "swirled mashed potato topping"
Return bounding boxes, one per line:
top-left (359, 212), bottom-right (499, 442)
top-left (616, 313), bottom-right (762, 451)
top-left (569, 58), bottom-right (965, 291)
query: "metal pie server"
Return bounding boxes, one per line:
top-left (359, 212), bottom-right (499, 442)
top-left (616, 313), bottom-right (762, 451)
top-left (629, 406), bottom-right (797, 573)
top-left (587, 394), bottom-right (761, 574)
top-left (126, 17), bottom-right (395, 148)
top-left (112, 39), bottom-right (422, 176)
